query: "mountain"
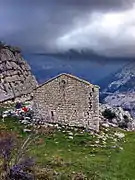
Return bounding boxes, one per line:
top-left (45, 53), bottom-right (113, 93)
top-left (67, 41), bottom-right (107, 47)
top-left (99, 61), bottom-right (135, 116)
top-left (0, 42), bottom-right (38, 102)
top-left (23, 52), bottom-right (126, 85)
top-left (33, 48), bottom-right (130, 63)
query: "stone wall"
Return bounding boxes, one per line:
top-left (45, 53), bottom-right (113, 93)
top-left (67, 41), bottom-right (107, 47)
top-left (0, 44), bottom-right (38, 102)
top-left (33, 74), bottom-right (99, 131)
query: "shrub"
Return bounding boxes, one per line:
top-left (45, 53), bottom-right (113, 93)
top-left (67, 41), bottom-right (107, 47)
top-left (123, 115), bottom-right (129, 123)
top-left (119, 122), bottom-right (128, 129)
top-left (102, 109), bottom-right (116, 120)
top-left (0, 132), bottom-right (35, 180)
top-left (118, 115), bottom-right (130, 129)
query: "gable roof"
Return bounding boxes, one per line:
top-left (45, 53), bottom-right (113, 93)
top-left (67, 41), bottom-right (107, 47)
top-left (38, 73), bottom-right (100, 89)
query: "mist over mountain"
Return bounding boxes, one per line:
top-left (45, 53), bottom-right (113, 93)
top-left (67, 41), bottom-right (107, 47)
top-left (23, 53), bottom-right (127, 84)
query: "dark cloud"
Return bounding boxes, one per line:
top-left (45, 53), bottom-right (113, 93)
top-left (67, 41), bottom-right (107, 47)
top-left (56, 0), bottom-right (133, 10)
top-left (0, 0), bottom-right (135, 57)
top-left (1, 0), bottom-right (133, 8)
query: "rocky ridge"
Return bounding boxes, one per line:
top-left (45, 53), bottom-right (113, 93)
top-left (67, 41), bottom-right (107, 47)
top-left (100, 61), bottom-right (135, 117)
top-left (0, 42), bottom-right (38, 102)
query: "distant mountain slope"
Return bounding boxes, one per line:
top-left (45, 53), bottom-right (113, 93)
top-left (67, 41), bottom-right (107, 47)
top-left (99, 60), bottom-right (135, 116)
top-left (24, 52), bottom-right (126, 85)
top-left (100, 61), bottom-right (135, 93)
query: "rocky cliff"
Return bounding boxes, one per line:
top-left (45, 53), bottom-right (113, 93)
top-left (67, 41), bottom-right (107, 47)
top-left (0, 42), bottom-right (38, 102)
top-left (100, 61), bottom-right (135, 117)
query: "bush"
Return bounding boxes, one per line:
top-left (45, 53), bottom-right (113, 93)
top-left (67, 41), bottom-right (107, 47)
top-left (102, 109), bottom-right (116, 120)
top-left (119, 121), bottom-right (128, 129)
top-left (0, 131), bottom-right (35, 180)
top-left (123, 115), bottom-right (129, 123)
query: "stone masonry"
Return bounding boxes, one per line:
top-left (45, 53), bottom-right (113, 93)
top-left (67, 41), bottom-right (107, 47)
top-left (33, 73), bottom-right (100, 131)
top-left (0, 42), bottom-right (38, 102)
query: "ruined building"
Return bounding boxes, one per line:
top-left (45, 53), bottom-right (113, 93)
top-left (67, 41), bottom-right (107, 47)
top-left (0, 42), bottom-right (38, 102)
top-left (33, 73), bottom-right (100, 131)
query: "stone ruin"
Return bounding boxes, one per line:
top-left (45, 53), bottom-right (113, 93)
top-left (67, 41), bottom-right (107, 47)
top-left (32, 73), bottom-right (100, 132)
top-left (0, 42), bottom-right (38, 102)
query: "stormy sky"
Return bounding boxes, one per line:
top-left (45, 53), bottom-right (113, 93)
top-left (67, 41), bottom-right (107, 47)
top-left (0, 0), bottom-right (135, 57)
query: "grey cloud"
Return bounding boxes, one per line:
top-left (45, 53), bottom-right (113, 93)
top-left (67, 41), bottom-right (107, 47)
top-left (57, 0), bottom-right (133, 10)
top-left (1, 0), bottom-right (133, 8)
top-left (0, 0), bottom-right (135, 57)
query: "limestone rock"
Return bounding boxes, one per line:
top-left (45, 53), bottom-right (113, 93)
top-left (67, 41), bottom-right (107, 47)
top-left (0, 42), bottom-right (38, 102)
top-left (100, 103), bottom-right (135, 130)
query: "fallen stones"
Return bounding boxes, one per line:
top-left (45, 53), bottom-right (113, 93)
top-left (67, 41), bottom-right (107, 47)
top-left (102, 123), bottom-right (110, 128)
top-left (114, 132), bottom-right (125, 139)
top-left (23, 128), bottom-right (32, 133)
top-left (21, 120), bottom-right (30, 125)
top-left (68, 136), bottom-right (74, 139)
top-left (100, 103), bottom-right (135, 131)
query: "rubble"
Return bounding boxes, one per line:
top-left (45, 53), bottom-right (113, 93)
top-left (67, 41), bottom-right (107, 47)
top-left (99, 103), bottom-right (135, 131)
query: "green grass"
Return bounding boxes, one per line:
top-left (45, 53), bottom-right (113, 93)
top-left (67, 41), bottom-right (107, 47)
top-left (0, 117), bottom-right (28, 137)
top-left (1, 117), bottom-right (135, 179)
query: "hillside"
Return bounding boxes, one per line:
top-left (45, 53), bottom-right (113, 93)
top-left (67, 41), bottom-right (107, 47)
top-left (0, 42), bottom-right (38, 102)
top-left (0, 107), bottom-right (135, 179)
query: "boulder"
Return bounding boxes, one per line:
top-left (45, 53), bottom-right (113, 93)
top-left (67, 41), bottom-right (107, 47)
top-left (100, 103), bottom-right (135, 130)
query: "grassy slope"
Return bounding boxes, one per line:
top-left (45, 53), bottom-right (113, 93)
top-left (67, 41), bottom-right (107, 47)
top-left (0, 117), bottom-right (135, 179)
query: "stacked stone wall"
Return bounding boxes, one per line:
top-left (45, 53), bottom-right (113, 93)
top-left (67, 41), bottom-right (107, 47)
top-left (0, 45), bottom-right (38, 102)
top-left (33, 74), bottom-right (99, 131)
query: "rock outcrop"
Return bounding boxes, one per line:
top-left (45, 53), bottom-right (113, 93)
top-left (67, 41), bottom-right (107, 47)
top-left (0, 42), bottom-right (38, 102)
top-left (100, 61), bottom-right (135, 117)
top-left (99, 103), bottom-right (135, 130)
